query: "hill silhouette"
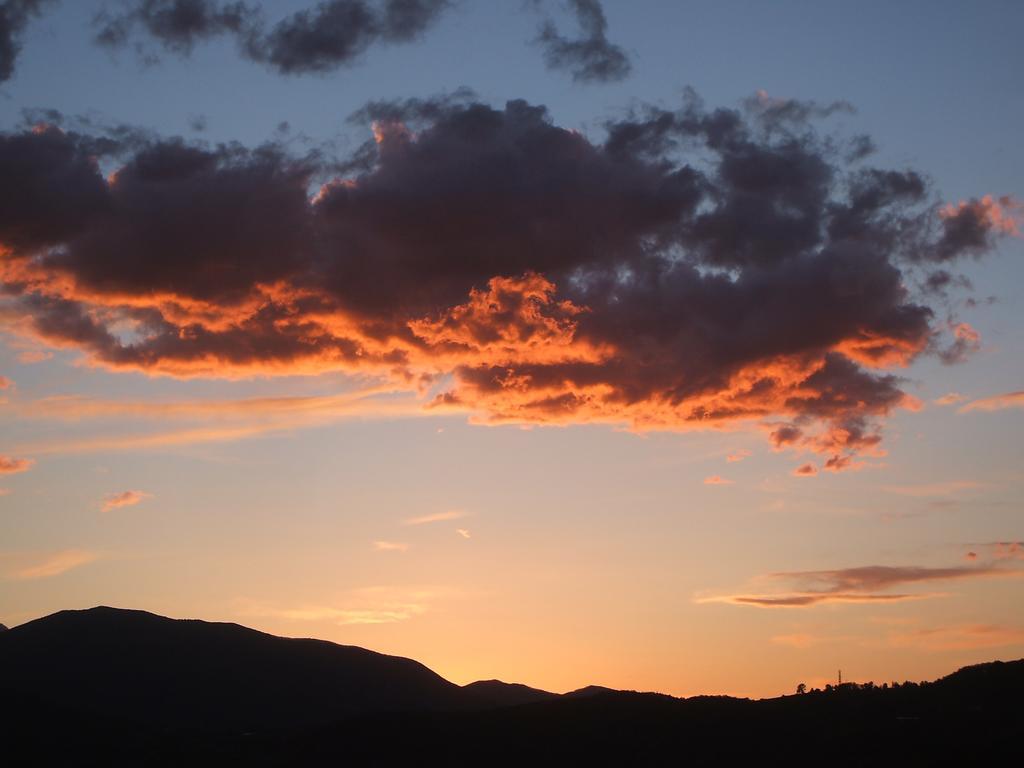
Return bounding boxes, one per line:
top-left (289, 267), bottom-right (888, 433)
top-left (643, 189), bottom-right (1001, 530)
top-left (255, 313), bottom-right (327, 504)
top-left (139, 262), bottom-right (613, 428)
top-left (461, 679), bottom-right (558, 708)
top-left (0, 606), bottom-right (465, 728)
top-left (1, 607), bottom-right (1021, 765)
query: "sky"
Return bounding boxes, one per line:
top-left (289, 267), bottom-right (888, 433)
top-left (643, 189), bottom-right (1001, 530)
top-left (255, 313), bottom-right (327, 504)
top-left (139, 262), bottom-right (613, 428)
top-left (0, 0), bottom-right (1022, 699)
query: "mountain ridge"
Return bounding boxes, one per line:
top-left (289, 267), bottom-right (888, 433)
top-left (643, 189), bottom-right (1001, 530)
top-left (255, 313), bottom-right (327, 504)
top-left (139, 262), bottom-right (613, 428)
top-left (1, 606), bottom-right (1021, 764)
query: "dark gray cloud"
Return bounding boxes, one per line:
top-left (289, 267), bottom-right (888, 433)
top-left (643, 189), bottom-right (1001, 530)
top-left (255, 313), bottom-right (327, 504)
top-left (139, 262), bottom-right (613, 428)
top-left (535, 0), bottom-right (630, 83)
top-left (711, 563), bottom-right (1020, 608)
top-left (1, 93), bottom-right (1015, 457)
top-left (94, 0), bottom-right (253, 54)
top-left (0, 0), bottom-right (53, 82)
top-left (93, 0), bottom-right (450, 73)
top-left (245, 0), bottom-right (448, 74)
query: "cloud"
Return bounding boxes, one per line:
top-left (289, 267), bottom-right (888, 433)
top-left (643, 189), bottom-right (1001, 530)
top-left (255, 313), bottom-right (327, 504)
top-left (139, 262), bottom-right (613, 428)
top-left (0, 455), bottom-right (33, 474)
top-left (4, 549), bottom-right (99, 580)
top-left (938, 321), bottom-right (981, 365)
top-left (404, 509), bottom-right (465, 525)
top-left (94, 0), bottom-right (451, 74)
top-left (0, 488), bottom-right (10, 496)
top-left (888, 624), bottom-right (1024, 652)
top-left (966, 541), bottom-right (1024, 562)
top-left (534, 0), bottom-right (631, 83)
top-left (771, 633), bottom-right (824, 648)
top-left (792, 463), bottom-right (817, 477)
top-left (0, 93), bottom-right (1014, 460)
top-left (0, 0), bottom-right (52, 82)
top-left (0, 375), bottom-right (13, 390)
top-left (703, 475), bottom-right (733, 486)
top-left (882, 480), bottom-right (982, 497)
top-left (236, 585), bottom-right (454, 625)
top-left (455, 528), bottom-right (471, 539)
top-left (959, 390), bottom-right (1024, 413)
top-left (934, 195), bottom-right (1023, 261)
top-left (12, 387), bottom-right (427, 454)
top-left (701, 563), bottom-right (1021, 609)
top-left (726, 449), bottom-right (751, 463)
top-left (245, 0), bottom-right (450, 75)
top-left (933, 391), bottom-right (966, 406)
top-left (373, 540), bottom-right (409, 552)
top-left (100, 489), bottom-right (152, 512)
top-left (242, 601), bottom-right (424, 625)
top-left (93, 0), bottom-right (253, 54)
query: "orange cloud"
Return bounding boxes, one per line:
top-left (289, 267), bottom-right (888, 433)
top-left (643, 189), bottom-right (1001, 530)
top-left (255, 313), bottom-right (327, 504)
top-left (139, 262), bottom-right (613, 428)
top-left (4, 549), bottom-right (99, 580)
top-left (882, 481), bottom-right (982, 497)
top-left (726, 449), bottom-right (751, 463)
top-left (0, 456), bottom-right (34, 474)
top-left (4, 103), bottom-right (1012, 467)
top-left (404, 510), bottom-right (466, 526)
top-left (888, 624), bottom-right (1024, 652)
top-left (792, 463), bottom-right (817, 477)
top-left (771, 633), bottom-right (824, 648)
top-left (235, 586), bottom-right (455, 626)
top-left (823, 454), bottom-right (864, 473)
top-left (933, 392), bottom-right (966, 406)
top-left (0, 375), bottom-right (12, 390)
top-left (940, 194), bottom-right (1023, 237)
top-left (101, 490), bottom-right (151, 512)
top-left (12, 389), bottom-right (429, 455)
top-left (966, 541), bottom-right (1024, 562)
top-left (373, 541), bottom-right (409, 552)
top-left (959, 390), bottom-right (1024, 413)
top-left (703, 475), bottom-right (733, 486)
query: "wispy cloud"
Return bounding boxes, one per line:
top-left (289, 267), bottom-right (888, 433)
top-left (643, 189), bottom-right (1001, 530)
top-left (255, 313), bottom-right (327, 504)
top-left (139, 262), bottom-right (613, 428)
top-left (235, 586), bottom-right (461, 626)
top-left (704, 475), bottom-right (733, 486)
top-left (771, 633), bottom-right (826, 649)
top-left (959, 390), bottom-right (1024, 413)
top-left (456, 528), bottom-right (471, 539)
top-left (276, 605), bottom-right (425, 625)
top-left (101, 490), bottom-right (151, 512)
top-left (966, 541), bottom-right (1024, 562)
top-left (888, 624), bottom-right (1024, 652)
top-left (726, 449), bottom-right (751, 463)
top-left (699, 563), bottom-right (1021, 609)
top-left (373, 540), bottom-right (409, 552)
top-left (0, 456), bottom-right (34, 474)
top-left (933, 392), bottom-right (967, 406)
top-left (792, 463), bottom-right (817, 477)
top-left (882, 480), bottom-right (983, 497)
top-left (4, 549), bottom-right (100, 580)
top-left (404, 510), bottom-right (466, 526)
top-left (12, 388), bottom-right (430, 455)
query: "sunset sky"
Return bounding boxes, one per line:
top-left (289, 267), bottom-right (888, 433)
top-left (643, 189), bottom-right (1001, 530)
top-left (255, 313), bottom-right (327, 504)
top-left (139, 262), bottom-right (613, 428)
top-left (0, 0), bottom-right (1022, 698)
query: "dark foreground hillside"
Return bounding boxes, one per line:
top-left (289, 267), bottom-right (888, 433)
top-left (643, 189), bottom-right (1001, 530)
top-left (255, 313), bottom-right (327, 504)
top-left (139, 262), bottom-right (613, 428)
top-left (1, 607), bottom-right (1020, 766)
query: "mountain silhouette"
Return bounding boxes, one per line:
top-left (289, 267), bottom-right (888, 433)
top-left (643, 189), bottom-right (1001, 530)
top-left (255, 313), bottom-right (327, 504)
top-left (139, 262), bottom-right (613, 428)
top-left (1, 606), bottom-right (1021, 765)
top-left (461, 679), bottom-right (558, 708)
top-left (0, 606), bottom-right (466, 728)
